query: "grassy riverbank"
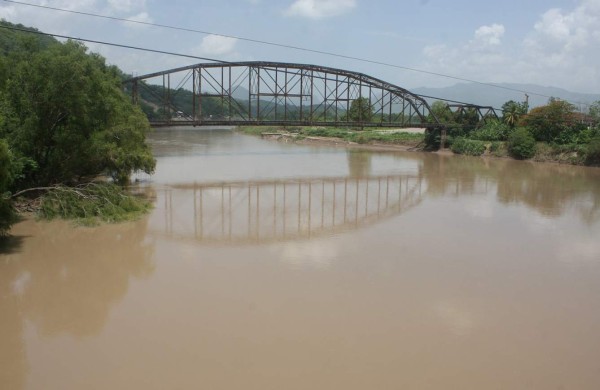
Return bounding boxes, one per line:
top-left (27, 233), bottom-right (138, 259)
top-left (239, 125), bottom-right (600, 167)
top-left (238, 126), bottom-right (425, 148)
top-left (12, 182), bottom-right (152, 227)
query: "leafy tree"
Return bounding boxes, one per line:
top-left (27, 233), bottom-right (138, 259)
top-left (348, 97), bottom-right (373, 123)
top-left (521, 99), bottom-right (577, 142)
top-left (0, 139), bottom-right (16, 235)
top-left (502, 100), bottom-right (528, 127)
top-left (589, 101), bottom-right (600, 125)
top-left (2, 40), bottom-right (155, 186)
top-left (429, 101), bottom-right (454, 124)
top-left (453, 107), bottom-right (480, 130)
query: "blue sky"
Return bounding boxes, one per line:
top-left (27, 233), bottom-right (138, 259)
top-left (1, 0), bottom-right (599, 96)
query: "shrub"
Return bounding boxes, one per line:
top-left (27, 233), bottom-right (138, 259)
top-left (585, 136), bottom-right (600, 166)
top-left (39, 182), bottom-right (151, 225)
top-left (450, 137), bottom-right (486, 156)
top-left (508, 127), bottom-right (536, 159)
top-left (490, 141), bottom-right (508, 157)
top-left (470, 120), bottom-right (512, 141)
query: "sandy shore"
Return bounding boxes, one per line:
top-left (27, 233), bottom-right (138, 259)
top-left (261, 133), bottom-right (426, 153)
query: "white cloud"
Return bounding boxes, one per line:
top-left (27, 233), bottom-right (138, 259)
top-left (473, 23), bottom-right (505, 46)
top-left (198, 34), bottom-right (238, 56)
top-left (107, 0), bottom-right (147, 13)
top-left (421, 0), bottom-right (600, 92)
top-left (126, 11), bottom-right (153, 24)
top-left (285, 0), bottom-right (357, 20)
top-left (273, 240), bottom-right (340, 269)
top-left (0, 5), bottom-right (16, 19)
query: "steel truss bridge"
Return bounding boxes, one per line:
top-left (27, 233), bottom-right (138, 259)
top-left (125, 61), bottom-right (499, 129)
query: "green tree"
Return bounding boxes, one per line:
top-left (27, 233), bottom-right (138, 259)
top-left (502, 100), bottom-right (528, 127)
top-left (454, 107), bottom-right (479, 129)
top-left (589, 101), bottom-right (600, 125)
top-left (2, 40), bottom-right (155, 186)
top-left (0, 139), bottom-right (16, 235)
top-left (521, 99), bottom-right (577, 142)
top-left (429, 101), bottom-right (454, 124)
top-left (348, 97), bottom-right (373, 123)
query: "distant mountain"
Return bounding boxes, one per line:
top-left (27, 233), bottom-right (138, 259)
top-left (411, 83), bottom-right (600, 111)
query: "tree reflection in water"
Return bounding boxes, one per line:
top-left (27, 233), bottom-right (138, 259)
top-left (0, 219), bottom-right (155, 390)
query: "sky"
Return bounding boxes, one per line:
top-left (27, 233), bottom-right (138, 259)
top-left (1, 0), bottom-right (599, 99)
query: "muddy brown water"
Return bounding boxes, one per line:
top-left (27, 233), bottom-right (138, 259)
top-left (2, 127), bottom-right (600, 389)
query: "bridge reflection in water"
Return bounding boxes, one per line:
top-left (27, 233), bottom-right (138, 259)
top-left (153, 174), bottom-right (425, 244)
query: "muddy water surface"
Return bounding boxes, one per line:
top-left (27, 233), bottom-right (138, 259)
top-left (2, 128), bottom-right (600, 389)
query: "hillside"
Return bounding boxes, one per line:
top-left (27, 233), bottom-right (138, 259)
top-left (0, 20), bottom-right (57, 54)
top-left (412, 83), bottom-right (600, 110)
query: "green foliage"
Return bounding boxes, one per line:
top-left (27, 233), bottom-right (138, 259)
top-left (501, 100), bottom-right (528, 127)
top-left (429, 101), bottom-right (454, 124)
top-left (553, 125), bottom-right (598, 145)
top-left (454, 107), bottom-right (480, 130)
top-left (490, 141), bottom-right (508, 157)
top-left (0, 21), bottom-right (157, 229)
top-left (0, 29), bottom-right (155, 187)
top-left (589, 101), bottom-right (600, 123)
top-left (469, 120), bottom-right (512, 141)
top-left (0, 139), bottom-right (16, 234)
top-left (39, 182), bottom-right (151, 225)
top-left (450, 137), bottom-right (486, 156)
top-left (521, 100), bottom-right (577, 142)
top-left (508, 127), bottom-right (536, 159)
top-left (348, 97), bottom-right (373, 122)
top-left (585, 136), bottom-right (600, 166)
top-left (0, 20), bottom-right (57, 56)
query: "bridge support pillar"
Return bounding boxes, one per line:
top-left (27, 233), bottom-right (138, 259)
top-left (440, 126), bottom-right (447, 149)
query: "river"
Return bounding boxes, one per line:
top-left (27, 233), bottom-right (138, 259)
top-left (2, 127), bottom-right (600, 389)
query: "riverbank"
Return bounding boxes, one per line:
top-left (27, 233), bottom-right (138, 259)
top-left (237, 126), bottom-right (600, 167)
top-left (238, 126), bottom-right (426, 152)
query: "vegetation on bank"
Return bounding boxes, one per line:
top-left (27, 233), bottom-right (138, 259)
top-left (238, 126), bottom-right (424, 146)
top-left (0, 21), bottom-right (156, 235)
top-left (37, 183), bottom-right (151, 226)
top-left (423, 98), bottom-right (600, 165)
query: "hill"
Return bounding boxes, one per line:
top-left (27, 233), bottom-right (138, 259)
top-left (412, 83), bottom-right (600, 111)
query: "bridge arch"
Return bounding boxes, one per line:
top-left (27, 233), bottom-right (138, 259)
top-left (126, 61), bottom-right (442, 129)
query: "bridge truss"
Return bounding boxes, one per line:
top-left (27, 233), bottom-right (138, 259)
top-left (125, 61), bottom-right (445, 129)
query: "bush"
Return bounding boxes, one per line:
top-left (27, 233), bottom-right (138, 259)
top-left (508, 128), bottom-right (536, 159)
top-left (450, 137), bottom-right (486, 156)
top-left (0, 139), bottom-right (16, 235)
top-left (470, 120), bottom-right (512, 141)
top-left (490, 141), bottom-right (508, 157)
top-left (585, 136), bottom-right (600, 166)
top-left (39, 182), bottom-right (151, 225)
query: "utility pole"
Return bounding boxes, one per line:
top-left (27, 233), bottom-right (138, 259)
top-left (524, 94), bottom-right (529, 113)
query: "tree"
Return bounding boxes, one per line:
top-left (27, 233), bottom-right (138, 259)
top-left (348, 97), bottom-right (373, 123)
top-left (502, 100), bottom-right (528, 127)
top-left (589, 101), bottom-right (600, 125)
top-left (0, 139), bottom-right (16, 235)
top-left (429, 101), bottom-right (454, 124)
top-left (2, 40), bottom-right (155, 186)
top-left (521, 99), bottom-right (577, 142)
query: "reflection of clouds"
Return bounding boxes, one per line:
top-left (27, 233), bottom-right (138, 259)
top-left (558, 237), bottom-right (600, 264)
top-left (465, 197), bottom-right (495, 219)
top-left (520, 210), bottom-right (559, 234)
top-left (11, 272), bottom-right (31, 296)
top-left (434, 301), bottom-right (475, 337)
top-left (272, 240), bottom-right (341, 269)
